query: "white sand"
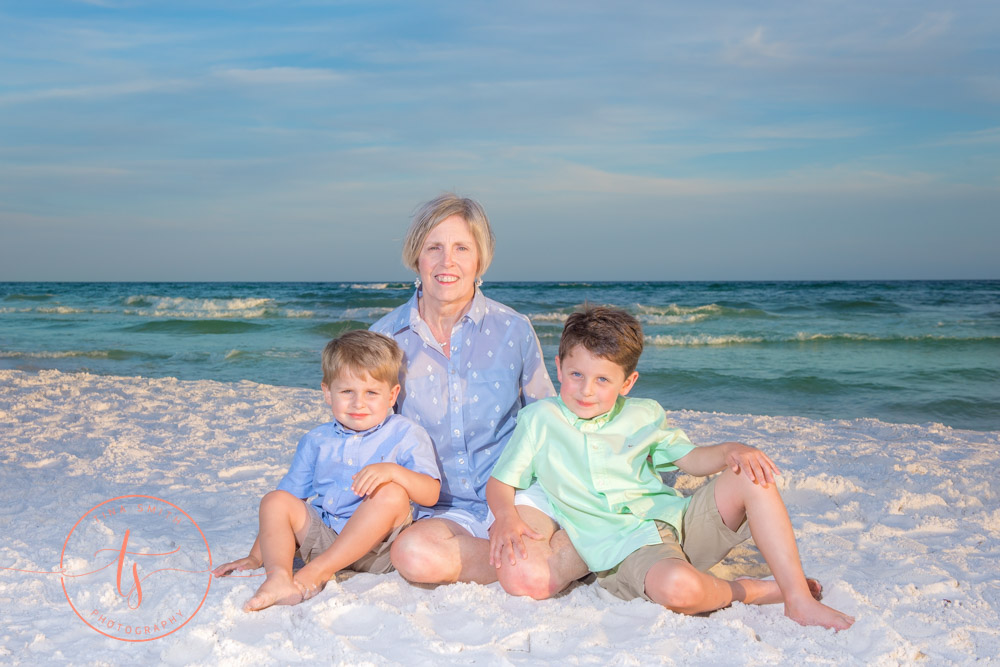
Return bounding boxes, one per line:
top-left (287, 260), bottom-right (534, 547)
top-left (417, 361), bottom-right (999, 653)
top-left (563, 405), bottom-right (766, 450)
top-left (1, 369), bottom-right (998, 665)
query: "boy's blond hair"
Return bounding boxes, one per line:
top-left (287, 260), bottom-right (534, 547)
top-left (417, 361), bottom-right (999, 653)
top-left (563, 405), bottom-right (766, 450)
top-left (558, 306), bottom-right (644, 376)
top-left (322, 330), bottom-right (403, 387)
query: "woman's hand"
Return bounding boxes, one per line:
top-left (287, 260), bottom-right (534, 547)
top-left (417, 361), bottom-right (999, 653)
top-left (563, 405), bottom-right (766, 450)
top-left (212, 556), bottom-right (261, 577)
top-left (722, 442), bottom-right (780, 487)
top-left (351, 462), bottom-right (398, 497)
top-left (488, 512), bottom-right (544, 568)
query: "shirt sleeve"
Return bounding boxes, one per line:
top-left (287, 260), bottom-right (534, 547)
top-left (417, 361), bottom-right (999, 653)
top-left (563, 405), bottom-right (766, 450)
top-left (490, 409), bottom-right (538, 489)
top-left (276, 431), bottom-right (317, 499)
top-left (518, 319), bottom-right (555, 405)
top-left (396, 422), bottom-right (442, 481)
top-left (649, 415), bottom-right (696, 472)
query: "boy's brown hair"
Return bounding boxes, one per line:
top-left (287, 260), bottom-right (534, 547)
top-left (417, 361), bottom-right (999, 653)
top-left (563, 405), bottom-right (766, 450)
top-left (558, 306), bottom-right (644, 376)
top-left (322, 330), bottom-right (403, 387)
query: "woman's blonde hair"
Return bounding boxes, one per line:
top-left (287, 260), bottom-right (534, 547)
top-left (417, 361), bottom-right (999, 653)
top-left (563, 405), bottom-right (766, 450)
top-left (401, 193), bottom-right (496, 277)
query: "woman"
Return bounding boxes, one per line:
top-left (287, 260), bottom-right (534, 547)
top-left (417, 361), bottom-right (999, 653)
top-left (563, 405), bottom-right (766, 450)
top-left (372, 193), bottom-right (582, 591)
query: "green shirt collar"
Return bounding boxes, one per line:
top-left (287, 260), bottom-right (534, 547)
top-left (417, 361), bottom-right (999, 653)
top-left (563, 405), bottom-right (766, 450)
top-left (555, 395), bottom-right (626, 429)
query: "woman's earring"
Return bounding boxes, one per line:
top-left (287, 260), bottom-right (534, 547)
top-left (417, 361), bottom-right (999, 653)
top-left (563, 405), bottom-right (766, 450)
top-left (475, 277), bottom-right (483, 288)
top-left (414, 277), bottom-right (422, 289)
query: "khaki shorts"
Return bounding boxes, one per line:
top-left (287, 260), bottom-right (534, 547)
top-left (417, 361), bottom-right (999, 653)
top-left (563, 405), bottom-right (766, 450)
top-left (597, 476), bottom-right (752, 601)
top-left (296, 504), bottom-right (412, 575)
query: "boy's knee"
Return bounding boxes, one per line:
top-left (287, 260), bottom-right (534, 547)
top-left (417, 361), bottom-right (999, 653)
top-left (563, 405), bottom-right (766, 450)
top-left (367, 481), bottom-right (409, 509)
top-left (646, 563), bottom-right (705, 611)
top-left (259, 489), bottom-right (297, 511)
top-left (722, 467), bottom-right (779, 496)
top-left (498, 558), bottom-right (558, 600)
top-left (366, 482), bottom-right (411, 527)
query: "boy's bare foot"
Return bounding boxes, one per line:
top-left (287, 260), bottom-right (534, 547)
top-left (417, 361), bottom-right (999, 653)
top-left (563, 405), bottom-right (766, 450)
top-left (785, 596), bottom-right (855, 630)
top-left (292, 571), bottom-right (327, 602)
top-left (734, 577), bottom-right (823, 606)
top-left (734, 578), bottom-right (852, 630)
top-left (243, 574), bottom-right (305, 612)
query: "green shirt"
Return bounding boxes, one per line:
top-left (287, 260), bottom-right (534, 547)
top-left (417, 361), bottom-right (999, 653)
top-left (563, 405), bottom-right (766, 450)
top-left (491, 396), bottom-right (696, 571)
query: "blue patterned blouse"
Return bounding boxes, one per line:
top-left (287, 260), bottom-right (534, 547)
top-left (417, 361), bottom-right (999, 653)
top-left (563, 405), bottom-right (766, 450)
top-left (372, 288), bottom-right (555, 520)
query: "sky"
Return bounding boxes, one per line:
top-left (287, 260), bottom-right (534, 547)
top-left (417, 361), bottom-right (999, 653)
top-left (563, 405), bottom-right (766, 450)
top-left (1, 1), bottom-right (998, 282)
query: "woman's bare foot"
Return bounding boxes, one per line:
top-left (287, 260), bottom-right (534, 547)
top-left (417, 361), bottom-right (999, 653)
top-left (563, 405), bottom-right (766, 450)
top-left (243, 573), bottom-right (304, 612)
top-left (785, 596), bottom-right (855, 630)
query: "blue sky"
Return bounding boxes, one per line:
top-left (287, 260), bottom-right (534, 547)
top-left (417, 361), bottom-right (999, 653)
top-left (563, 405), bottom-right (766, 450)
top-left (1, 1), bottom-right (998, 281)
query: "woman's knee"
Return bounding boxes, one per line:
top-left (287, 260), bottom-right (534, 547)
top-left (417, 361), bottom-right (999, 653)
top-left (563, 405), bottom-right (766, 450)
top-left (390, 523), bottom-right (449, 583)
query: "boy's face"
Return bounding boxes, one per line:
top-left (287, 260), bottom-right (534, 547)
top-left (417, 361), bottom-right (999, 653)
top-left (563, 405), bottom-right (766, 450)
top-left (322, 370), bottom-right (400, 432)
top-left (555, 344), bottom-right (639, 420)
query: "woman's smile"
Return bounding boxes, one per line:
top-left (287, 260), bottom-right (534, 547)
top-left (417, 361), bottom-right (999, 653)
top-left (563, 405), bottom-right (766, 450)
top-left (418, 214), bottom-right (479, 305)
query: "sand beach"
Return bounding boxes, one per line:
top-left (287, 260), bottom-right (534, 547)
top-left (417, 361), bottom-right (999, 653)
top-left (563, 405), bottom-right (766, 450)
top-left (2, 368), bottom-right (998, 665)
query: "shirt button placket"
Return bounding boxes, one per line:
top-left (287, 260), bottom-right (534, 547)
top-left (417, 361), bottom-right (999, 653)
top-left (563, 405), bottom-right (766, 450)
top-left (585, 433), bottom-right (603, 488)
top-left (449, 338), bottom-right (469, 499)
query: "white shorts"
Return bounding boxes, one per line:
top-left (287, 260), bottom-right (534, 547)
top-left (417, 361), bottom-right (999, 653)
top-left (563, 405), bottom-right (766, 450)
top-left (426, 483), bottom-right (558, 539)
top-left (513, 482), bottom-right (557, 522)
top-left (426, 505), bottom-right (496, 540)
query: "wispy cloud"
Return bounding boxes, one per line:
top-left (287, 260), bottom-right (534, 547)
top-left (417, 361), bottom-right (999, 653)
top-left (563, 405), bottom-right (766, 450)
top-left (0, 79), bottom-right (193, 106)
top-left (494, 159), bottom-right (952, 200)
top-left (722, 26), bottom-right (793, 65)
top-left (740, 122), bottom-right (871, 140)
top-left (891, 12), bottom-right (953, 48)
top-left (212, 67), bottom-right (347, 86)
top-left (69, 0), bottom-right (126, 8)
top-left (933, 127), bottom-right (1000, 146)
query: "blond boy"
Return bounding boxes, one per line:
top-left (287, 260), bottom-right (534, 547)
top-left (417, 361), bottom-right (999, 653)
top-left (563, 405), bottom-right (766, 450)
top-left (214, 330), bottom-right (441, 611)
top-left (487, 307), bottom-right (853, 630)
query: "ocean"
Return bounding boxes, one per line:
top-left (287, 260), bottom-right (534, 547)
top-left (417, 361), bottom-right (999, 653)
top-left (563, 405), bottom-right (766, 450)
top-left (2, 280), bottom-right (998, 431)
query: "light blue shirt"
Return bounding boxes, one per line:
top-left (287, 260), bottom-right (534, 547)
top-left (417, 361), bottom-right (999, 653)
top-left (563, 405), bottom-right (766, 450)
top-left (276, 413), bottom-right (441, 533)
top-left (372, 288), bottom-right (554, 520)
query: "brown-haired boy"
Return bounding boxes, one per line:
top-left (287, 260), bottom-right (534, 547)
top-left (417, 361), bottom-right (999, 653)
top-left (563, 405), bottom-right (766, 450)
top-left (487, 306), bottom-right (853, 630)
top-left (214, 330), bottom-right (441, 611)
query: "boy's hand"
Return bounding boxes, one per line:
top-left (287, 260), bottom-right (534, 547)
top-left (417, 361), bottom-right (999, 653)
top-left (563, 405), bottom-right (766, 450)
top-left (351, 463), bottom-right (398, 497)
top-left (488, 512), bottom-right (544, 568)
top-left (212, 556), bottom-right (261, 578)
top-left (723, 442), bottom-right (780, 487)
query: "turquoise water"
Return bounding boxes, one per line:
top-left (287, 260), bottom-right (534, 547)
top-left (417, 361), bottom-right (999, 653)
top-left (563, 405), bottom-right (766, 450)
top-left (2, 281), bottom-right (998, 431)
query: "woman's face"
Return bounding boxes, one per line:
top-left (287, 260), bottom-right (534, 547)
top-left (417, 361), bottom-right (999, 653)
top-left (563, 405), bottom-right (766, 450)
top-left (417, 214), bottom-right (480, 307)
